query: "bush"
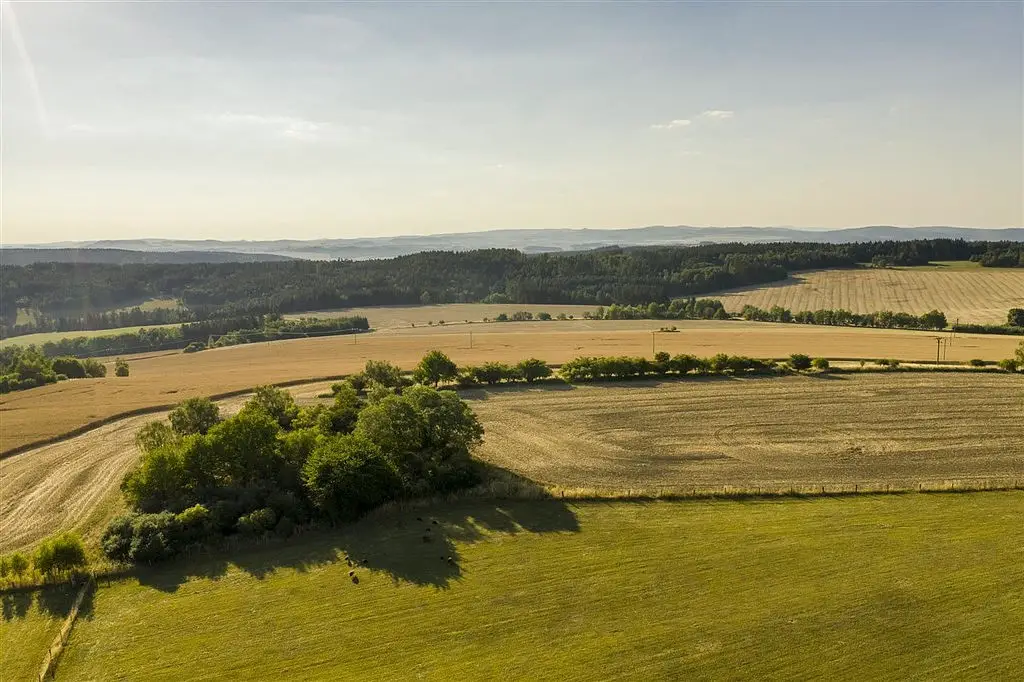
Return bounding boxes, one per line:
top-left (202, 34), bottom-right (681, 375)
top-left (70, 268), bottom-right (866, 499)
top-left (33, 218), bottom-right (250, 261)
top-left (183, 341), bottom-right (206, 353)
top-left (33, 533), bottom-right (88, 576)
top-left (114, 358), bottom-right (130, 377)
top-left (517, 358), bottom-right (552, 383)
top-left (8, 553), bottom-right (30, 579)
top-left (302, 435), bottom-right (401, 522)
top-left (238, 507), bottom-right (277, 535)
top-left (243, 385), bottom-right (298, 428)
top-left (997, 358), bottom-right (1018, 372)
top-left (169, 397), bottom-right (221, 435)
top-left (812, 357), bottom-right (830, 371)
top-left (51, 357), bottom-right (87, 379)
top-left (82, 358), bottom-right (106, 377)
top-left (968, 358), bottom-right (987, 367)
top-left (364, 359), bottom-right (403, 388)
top-left (413, 350), bottom-right (458, 387)
top-left (789, 354), bottom-right (812, 371)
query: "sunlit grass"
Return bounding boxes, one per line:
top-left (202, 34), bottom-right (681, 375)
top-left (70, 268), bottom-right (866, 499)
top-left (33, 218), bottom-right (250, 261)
top-left (56, 492), bottom-right (1024, 681)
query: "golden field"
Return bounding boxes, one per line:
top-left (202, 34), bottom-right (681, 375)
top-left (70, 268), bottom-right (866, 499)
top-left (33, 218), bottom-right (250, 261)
top-left (468, 374), bottom-right (1024, 492)
top-left (714, 267), bottom-right (1024, 325)
top-left (1, 320), bottom-right (1020, 454)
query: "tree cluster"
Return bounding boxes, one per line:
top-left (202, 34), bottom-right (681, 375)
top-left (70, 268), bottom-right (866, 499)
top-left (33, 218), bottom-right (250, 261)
top-left (0, 346), bottom-right (106, 393)
top-left (0, 533), bottom-right (88, 586)
top-left (740, 305), bottom-right (948, 330)
top-left (102, 364), bottom-right (484, 564)
top-left (558, 352), bottom-right (777, 382)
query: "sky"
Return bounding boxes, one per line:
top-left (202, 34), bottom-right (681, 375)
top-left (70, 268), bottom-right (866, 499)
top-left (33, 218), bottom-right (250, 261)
top-left (1, 1), bottom-right (1022, 243)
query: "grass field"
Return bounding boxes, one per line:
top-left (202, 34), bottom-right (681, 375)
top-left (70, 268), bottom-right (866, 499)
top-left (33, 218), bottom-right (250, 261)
top-left (0, 382), bottom-right (336, 554)
top-left (468, 374), bottom-right (1024, 492)
top-left (0, 322), bottom-right (182, 348)
top-left (2, 320), bottom-right (1020, 454)
top-left (0, 586), bottom-right (77, 682)
top-left (713, 266), bottom-right (1024, 325)
top-left (50, 493), bottom-right (1024, 680)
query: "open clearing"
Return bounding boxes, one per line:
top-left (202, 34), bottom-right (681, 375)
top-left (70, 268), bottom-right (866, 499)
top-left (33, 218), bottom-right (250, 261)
top-left (713, 267), bottom-right (1024, 325)
top-left (2, 321), bottom-right (1020, 454)
top-left (48, 493), bottom-right (1024, 680)
top-left (469, 374), bottom-right (1024, 491)
top-left (0, 382), bottom-right (336, 554)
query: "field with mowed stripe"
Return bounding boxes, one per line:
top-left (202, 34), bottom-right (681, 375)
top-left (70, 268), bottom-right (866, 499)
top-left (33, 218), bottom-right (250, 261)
top-left (713, 266), bottom-right (1024, 325)
top-left (48, 493), bottom-right (1024, 681)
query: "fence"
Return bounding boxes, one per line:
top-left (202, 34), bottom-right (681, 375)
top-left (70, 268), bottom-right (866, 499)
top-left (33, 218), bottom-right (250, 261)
top-left (37, 577), bottom-right (94, 682)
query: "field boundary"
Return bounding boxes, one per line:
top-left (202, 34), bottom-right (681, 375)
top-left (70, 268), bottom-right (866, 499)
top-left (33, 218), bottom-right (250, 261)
top-left (36, 578), bottom-right (94, 682)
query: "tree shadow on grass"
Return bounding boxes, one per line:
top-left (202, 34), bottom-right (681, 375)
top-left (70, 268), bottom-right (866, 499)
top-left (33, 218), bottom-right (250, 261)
top-left (134, 465), bottom-right (580, 594)
top-left (1, 582), bottom-right (94, 623)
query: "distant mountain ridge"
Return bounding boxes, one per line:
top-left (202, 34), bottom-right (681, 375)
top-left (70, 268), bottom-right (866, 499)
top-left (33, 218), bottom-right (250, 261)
top-left (9, 226), bottom-right (1022, 262)
top-left (0, 248), bottom-right (294, 266)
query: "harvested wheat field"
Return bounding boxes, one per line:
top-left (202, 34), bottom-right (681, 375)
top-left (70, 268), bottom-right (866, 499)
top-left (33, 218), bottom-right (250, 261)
top-left (0, 383), bottom-right (335, 554)
top-left (287, 303), bottom-right (600, 329)
top-left (469, 373), bottom-right (1024, 491)
top-left (714, 267), bottom-right (1024, 324)
top-left (2, 321), bottom-right (1020, 454)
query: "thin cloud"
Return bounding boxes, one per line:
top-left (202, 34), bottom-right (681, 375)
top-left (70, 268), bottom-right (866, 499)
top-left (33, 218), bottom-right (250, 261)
top-left (650, 119), bottom-right (691, 130)
top-left (212, 113), bottom-right (326, 140)
top-left (701, 110), bottom-right (735, 120)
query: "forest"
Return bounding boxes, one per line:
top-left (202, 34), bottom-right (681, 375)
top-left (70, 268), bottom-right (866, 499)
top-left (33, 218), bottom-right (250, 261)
top-left (2, 239), bottom-right (1019, 337)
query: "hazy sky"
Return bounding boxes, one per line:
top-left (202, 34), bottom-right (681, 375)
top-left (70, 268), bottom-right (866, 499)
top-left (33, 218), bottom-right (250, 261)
top-left (2, 1), bottom-right (1022, 243)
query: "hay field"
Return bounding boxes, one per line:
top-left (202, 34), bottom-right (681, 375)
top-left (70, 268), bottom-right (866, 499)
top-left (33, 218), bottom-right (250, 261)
top-left (468, 374), bottom-right (1024, 491)
top-left (713, 267), bottom-right (1024, 325)
top-left (2, 321), bottom-right (1020, 453)
top-left (0, 382), bottom-right (336, 554)
top-left (53, 494), bottom-right (1024, 680)
top-left (288, 303), bottom-right (599, 329)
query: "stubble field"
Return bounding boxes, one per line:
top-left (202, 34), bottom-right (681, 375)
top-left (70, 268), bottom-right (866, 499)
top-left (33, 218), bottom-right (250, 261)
top-left (469, 373), bottom-right (1024, 491)
top-left (713, 267), bottom-right (1024, 324)
top-left (2, 321), bottom-right (1020, 455)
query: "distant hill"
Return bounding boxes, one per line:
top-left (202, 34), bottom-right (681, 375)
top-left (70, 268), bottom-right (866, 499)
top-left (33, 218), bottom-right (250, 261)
top-left (11, 226), bottom-right (1022, 261)
top-left (0, 248), bottom-right (294, 266)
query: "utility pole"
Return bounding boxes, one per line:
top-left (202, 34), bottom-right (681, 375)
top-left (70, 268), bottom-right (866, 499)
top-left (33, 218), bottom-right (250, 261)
top-left (651, 330), bottom-right (656, 356)
top-left (469, 331), bottom-right (473, 349)
top-left (935, 337), bottom-right (942, 364)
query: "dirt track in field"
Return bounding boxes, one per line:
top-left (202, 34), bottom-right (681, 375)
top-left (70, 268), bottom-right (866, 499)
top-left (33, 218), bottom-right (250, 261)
top-left (0, 383), bottom-right (334, 553)
top-left (3, 321), bottom-right (1020, 454)
top-left (468, 373), bottom-right (1024, 491)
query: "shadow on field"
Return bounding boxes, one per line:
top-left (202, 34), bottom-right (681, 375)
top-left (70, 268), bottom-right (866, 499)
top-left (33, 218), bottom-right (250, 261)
top-left (0, 582), bottom-right (94, 622)
top-left (134, 467), bottom-right (580, 593)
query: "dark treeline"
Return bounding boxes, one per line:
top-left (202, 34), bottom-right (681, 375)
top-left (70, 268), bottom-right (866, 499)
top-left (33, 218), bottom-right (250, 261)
top-left (973, 244), bottom-right (1024, 267)
top-left (35, 315), bottom-right (369, 359)
top-left (4, 305), bottom-right (194, 338)
top-left (4, 239), bottom-right (1016, 336)
top-left (739, 305), bottom-right (949, 330)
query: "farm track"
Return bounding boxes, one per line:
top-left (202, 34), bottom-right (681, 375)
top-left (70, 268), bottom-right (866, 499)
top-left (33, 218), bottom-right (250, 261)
top-left (714, 268), bottom-right (1024, 325)
top-left (2, 321), bottom-right (1021, 454)
top-left (0, 382), bottom-right (335, 553)
top-left (468, 373), bottom-right (1024, 491)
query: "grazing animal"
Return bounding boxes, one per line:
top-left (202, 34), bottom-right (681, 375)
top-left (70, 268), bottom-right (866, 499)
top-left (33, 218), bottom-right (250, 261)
top-left (432, 520), bottom-right (438, 525)
top-left (422, 535), bottom-right (431, 543)
top-left (352, 576), bottom-right (359, 584)
top-left (416, 517), bottom-right (423, 522)
top-left (349, 570), bottom-right (355, 576)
